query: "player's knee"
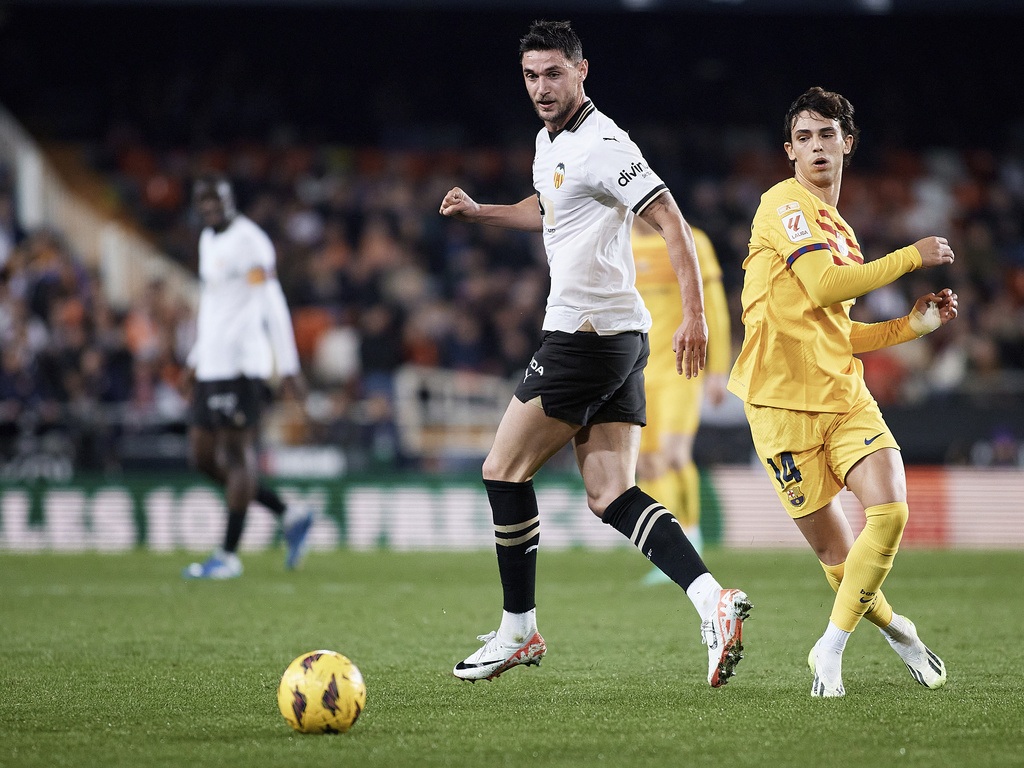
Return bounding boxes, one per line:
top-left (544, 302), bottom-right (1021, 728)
top-left (866, 501), bottom-right (908, 528)
top-left (813, 543), bottom-right (850, 565)
top-left (585, 488), bottom-right (630, 518)
top-left (864, 501), bottom-right (910, 553)
top-left (585, 494), bottom-right (609, 518)
top-left (481, 453), bottom-right (502, 481)
top-left (482, 454), bottom-right (531, 484)
top-left (190, 452), bottom-right (216, 477)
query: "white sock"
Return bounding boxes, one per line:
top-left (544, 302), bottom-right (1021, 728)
top-left (498, 608), bottom-right (537, 644)
top-left (821, 621), bottom-right (851, 654)
top-left (813, 622), bottom-right (850, 683)
top-left (686, 572), bottom-right (723, 619)
top-left (880, 613), bottom-right (912, 641)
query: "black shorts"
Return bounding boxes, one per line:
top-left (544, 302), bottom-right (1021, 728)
top-left (514, 330), bottom-right (648, 427)
top-left (190, 376), bottom-right (269, 430)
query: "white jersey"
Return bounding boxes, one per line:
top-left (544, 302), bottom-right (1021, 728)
top-left (188, 214), bottom-right (300, 382)
top-left (533, 100), bottom-right (668, 334)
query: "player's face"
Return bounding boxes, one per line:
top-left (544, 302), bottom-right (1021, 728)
top-left (785, 111), bottom-right (853, 188)
top-left (195, 191), bottom-right (228, 230)
top-left (522, 49), bottom-right (588, 132)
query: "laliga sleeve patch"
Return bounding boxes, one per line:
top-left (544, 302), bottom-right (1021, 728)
top-left (781, 209), bottom-right (812, 243)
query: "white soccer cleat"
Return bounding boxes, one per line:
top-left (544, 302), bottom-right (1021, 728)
top-left (880, 616), bottom-right (947, 690)
top-left (453, 630), bottom-right (547, 682)
top-left (700, 588), bottom-right (752, 687)
top-left (182, 550), bottom-right (243, 580)
top-left (808, 640), bottom-right (846, 698)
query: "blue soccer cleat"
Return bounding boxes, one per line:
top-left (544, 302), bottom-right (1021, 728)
top-left (183, 550), bottom-right (243, 580)
top-left (283, 507), bottom-right (314, 570)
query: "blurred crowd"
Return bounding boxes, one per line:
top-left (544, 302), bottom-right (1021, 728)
top-left (3, 123), bottom-right (1024, 474)
top-left (0, 170), bottom-right (195, 475)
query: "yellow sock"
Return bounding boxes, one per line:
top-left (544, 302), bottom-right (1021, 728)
top-left (671, 463), bottom-right (700, 529)
top-left (819, 560), bottom-right (895, 629)
top-left (829, 502), bottom-right (908, 632)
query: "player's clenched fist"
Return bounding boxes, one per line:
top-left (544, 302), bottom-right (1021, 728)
top-left (912, 236), bottom-right (955, 268)
top-left (440, 186), bottom-right (480, 219)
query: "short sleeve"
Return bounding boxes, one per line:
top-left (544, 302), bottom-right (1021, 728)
top-left (587, 134), bottom-right (668, 215)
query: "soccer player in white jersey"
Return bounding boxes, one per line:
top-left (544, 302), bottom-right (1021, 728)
top-left (181, 176), bottom-right (313, 579)
top-left (439, 20), bottom-right (751, 687)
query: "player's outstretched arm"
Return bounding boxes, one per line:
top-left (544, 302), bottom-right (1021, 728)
top-left (794, 237), bottom-right (954, 309)
top-left (793, 244), bottom-right (919, 307)
top-left (439, 187), bottom-right (542, 232)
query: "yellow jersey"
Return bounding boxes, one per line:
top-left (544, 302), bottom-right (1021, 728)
top-left (632, 226), bottom-right (730, 383)
top-left (729, 178), bottom-right (921, 412)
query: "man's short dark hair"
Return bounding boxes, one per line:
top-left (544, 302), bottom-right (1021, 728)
top-left (519, 20), bottom-right (583, 63)
top-left (785, 87), bottom-right (860, 166)
top-left (193, 174), bottom-right (232, 201)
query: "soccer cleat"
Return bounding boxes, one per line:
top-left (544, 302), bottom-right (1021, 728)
top-left (880, 616), bottom-right (947, 690)
top-left (453, 630), bottom-right (547, 681)
top-left (283, 507), bottom-right (315, 570)
top-left (182, 550), bottom-right (243, 580)
top-left (700, 588), bottom-right (752, 687)
top-left (808, 641), bottom-right (846, 698)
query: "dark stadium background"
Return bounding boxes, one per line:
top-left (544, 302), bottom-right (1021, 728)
top-left (1, 2), bottom-right (1022, 150)
top-left (0, 0), bottom-right (1021, 472)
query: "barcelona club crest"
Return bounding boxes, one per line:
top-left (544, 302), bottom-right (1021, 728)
top-left (787, 485), bottom-right (805, 508)
top-left (553, 162), bottom-right (565, 189)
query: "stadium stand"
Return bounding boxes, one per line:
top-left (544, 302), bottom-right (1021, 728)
top-left (0, 8), bottom-right (1022, 475)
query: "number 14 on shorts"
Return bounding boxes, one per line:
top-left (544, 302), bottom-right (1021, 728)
top-left (767, 452), bottom-right (805, 508)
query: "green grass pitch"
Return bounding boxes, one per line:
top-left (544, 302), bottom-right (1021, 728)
top-left (2, 548), bottom-right (1023, 767)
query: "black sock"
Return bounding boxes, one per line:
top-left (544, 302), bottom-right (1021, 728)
top-left (602, 486), bottom-right (709, 590)
top-left (484, 478), bottom-right (539, 614)
top-left (223, 510), bottom-right (247, 553)
top-left (256, 484), bottom-right (286, 517)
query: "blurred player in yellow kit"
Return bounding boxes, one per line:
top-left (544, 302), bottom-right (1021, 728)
top-left (730, 87), bottom-right (957, 697)
top-left (633, 218), bottom-right (730, 574)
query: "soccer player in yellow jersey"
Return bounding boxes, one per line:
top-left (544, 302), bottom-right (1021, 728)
top-left (633, 219), bottom-right (730, 566)
top-left (729, 87), bottom-right (958, 697)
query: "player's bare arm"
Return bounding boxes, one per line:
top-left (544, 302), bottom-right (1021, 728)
top-left (912, 236), bottom-right (955, 268)
top-left (280, 372), bottom-right (308, 403)
top-left (439, 187), bottom-right (543, 232)
top-left (638, 193), bottom-right (707, 379)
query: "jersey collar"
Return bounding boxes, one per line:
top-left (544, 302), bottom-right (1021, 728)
top-left (547, 99), bottom-right (595, 141)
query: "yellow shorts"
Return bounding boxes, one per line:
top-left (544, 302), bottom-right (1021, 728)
top-left (744, 397), bottom-right (900, 518)
top-left (639, 372), bottom-right (703, 452)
